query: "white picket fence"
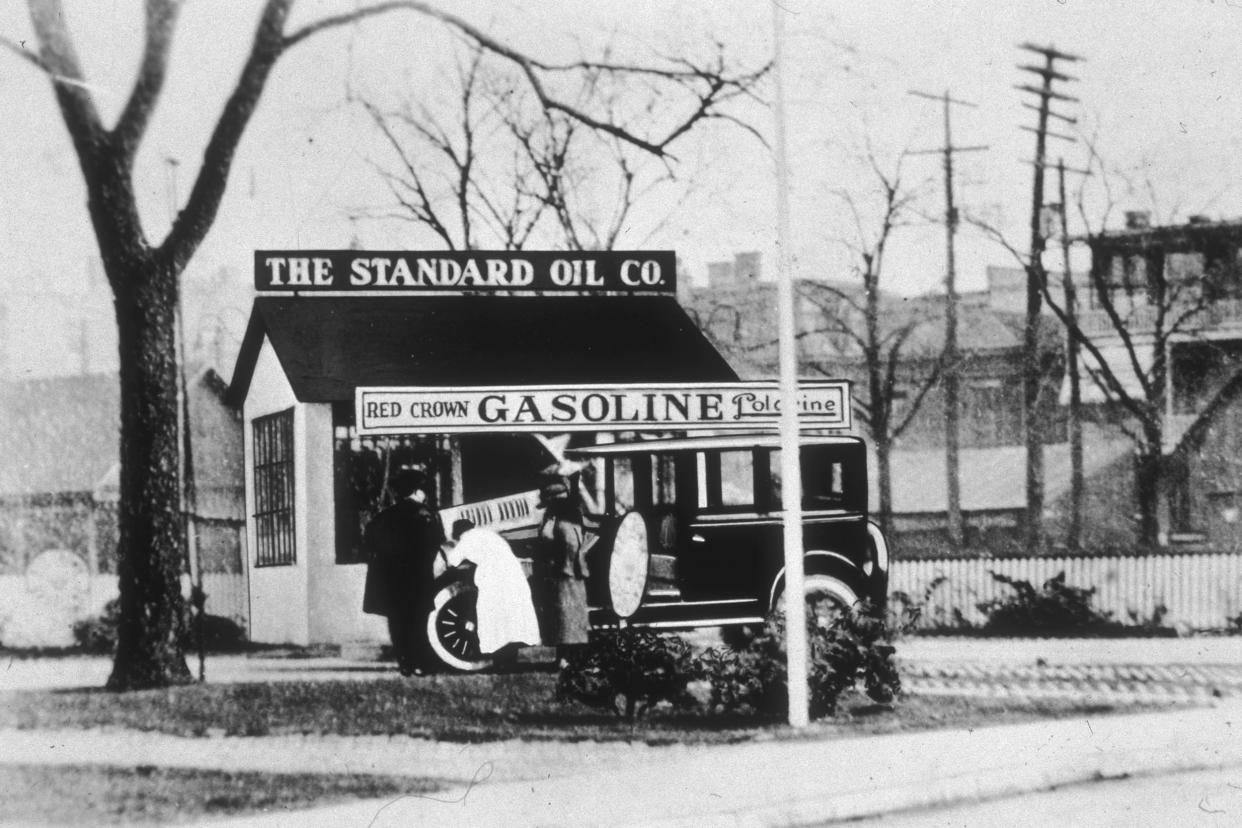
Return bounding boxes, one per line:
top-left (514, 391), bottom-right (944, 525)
top-left (890, 552), bottom-right (1242, 631)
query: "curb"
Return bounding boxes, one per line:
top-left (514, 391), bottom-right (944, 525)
top-left (641, 746), bottom-right (1242, 827)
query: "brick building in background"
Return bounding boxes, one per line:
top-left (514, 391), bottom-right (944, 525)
top-left (0, 369), bottom-right (246, 646)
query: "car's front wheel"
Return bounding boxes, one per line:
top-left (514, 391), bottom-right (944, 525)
top-left (771, 574), bottom-right (860, 629)
top-left (426, 579), bottom-right (493, 672)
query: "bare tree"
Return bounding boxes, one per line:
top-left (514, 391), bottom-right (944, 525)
top-left (359, 41), bottom-right (757, 251)
top-left (973, 137), bottom-right (1234, 550)
top-left (5, 0), bottom-right (767, 689)
top-left (356, 45), bottom-right (548, 250)
top-left (798, 152), bottom-right (942, 537)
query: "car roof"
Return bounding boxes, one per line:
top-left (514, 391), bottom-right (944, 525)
top-left (565, 432), bottom-right (862, 457)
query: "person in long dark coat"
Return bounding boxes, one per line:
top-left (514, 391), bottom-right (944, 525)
top-left (362, 466), bottom-right (445, 675)
top-left (536, 476), bottom-right (591, 657)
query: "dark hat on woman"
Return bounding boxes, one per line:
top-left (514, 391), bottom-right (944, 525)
top-left (538, 478), bottom-right (571, 508)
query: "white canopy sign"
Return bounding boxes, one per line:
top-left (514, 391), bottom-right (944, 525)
top-left (356, 381), bottom-right (851, 434)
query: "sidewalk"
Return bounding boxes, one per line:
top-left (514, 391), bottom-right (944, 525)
top-left (895, 635), bottom-right (1242, 667)
top-left (203, 701), bottom-right (1242, 827)
top-left (0, 653), bottom-right (395, 692)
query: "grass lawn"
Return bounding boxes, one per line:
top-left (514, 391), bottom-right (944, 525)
top-left (0, 764), bottom-right (439, 826)
top-left (0, 671), bottom-right (1177, 744)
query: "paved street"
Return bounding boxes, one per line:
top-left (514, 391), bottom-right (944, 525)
top-left (851, 764), bottom-right (1242, 827)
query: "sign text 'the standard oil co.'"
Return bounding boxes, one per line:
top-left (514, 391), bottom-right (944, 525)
top-left (355, 382), bottom-right (852, 435)
top-left (254, 250), bottom-right (676, 293)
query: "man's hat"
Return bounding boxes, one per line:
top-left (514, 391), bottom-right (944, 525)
top-left (391, 465), bottom-right (429, 497)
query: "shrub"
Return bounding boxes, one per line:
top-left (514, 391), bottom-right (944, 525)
top-left (1228, 612), bottom-right (1242, 635)
top-left (71, 598), bottom-right (247, 654)
top-left (698, 604), bottom-right (902, 720)
top-left (186, 613), bottom-right (249, 653)
top-left (978, 571), bottom-right (1112, 636)
top-left (886, 575), bottom-right (973, 635)
top-left (556, 629), bottom-right (696, 720)
top-left (72, 598), bottom-right (122, 654)
top-left (695, 633), bottom-right (782, 716)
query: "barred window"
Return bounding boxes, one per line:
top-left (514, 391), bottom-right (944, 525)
top-left (253, 409), bottom-right (295, 567)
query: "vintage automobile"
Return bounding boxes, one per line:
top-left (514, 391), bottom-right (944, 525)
top-left (425, 433), bottom-right (889, 671)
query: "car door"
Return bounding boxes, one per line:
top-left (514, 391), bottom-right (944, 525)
top-left (679, 448), bottom-right (774, 602)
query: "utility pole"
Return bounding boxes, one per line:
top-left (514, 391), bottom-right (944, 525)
top-left (1016, 43), bottom-right (1081, 556)
top-left (1057, 158), bottom-right (1084, 552)
top-left (910, 89), bottom-right (986, 552)
top-left (168, 154), bottom-right (205, 681)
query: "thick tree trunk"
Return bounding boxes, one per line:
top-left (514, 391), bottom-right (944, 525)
top-left (875, 439), bottom-right (893, 538)
top-left (106, 259), bottom-right (191, 690)
top-left (1135, 445), bottom-right (1162, 552)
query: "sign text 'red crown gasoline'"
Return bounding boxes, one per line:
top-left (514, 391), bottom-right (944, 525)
top-left (356, 382), bottom-right (851, 435)
top-left (255, 250), bottom-right (676, 293)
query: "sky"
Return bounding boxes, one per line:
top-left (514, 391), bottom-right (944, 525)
top-left (3, 0), bottom-right (1242, 377)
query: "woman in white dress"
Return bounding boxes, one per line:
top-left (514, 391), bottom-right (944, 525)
top-left (445, 519), bottom-right (541, 658)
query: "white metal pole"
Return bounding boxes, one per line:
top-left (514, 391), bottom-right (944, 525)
top-left (771, 0), bottom-right (809, 728)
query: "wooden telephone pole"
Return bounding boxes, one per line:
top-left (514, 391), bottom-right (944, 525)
top-left (1016, 43), bottom-right (1081, 555)
top-left (909, 90), bottom-right (986, 550)
top-left (1050, 156), bottom-right (1095, 552)
top-left (1056, 158), bottom-right (1085, 552)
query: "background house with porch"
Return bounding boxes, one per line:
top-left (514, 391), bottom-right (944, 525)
top-left (1074, 214), bottom-right (1242, 554)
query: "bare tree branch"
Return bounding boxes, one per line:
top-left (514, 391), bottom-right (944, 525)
top-left (966, 212), bottom-right (1150, 424)
top-left (114, 0), bottom-right (183, 157)
top-left (27, 0), bottom-right (107, 163)
top-left (0, 33), bottom-right (52, 73)
top-left (162, 0), bottom-right (289, 269)
top-left (892, 355), bottom-right (945, 440)
top-left (285, 1), bottom-right (768, 161)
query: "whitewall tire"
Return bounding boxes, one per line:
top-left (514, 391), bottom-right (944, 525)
top-left (426, 580), bottom-right (493, 672)
top-left (771, 574), bottom-right (860, 628)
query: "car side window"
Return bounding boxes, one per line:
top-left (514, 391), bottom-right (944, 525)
top-left (720, 450), bottom-right (755, 507)
top-left (653, 453), bottom-right (677, 507)
top-left (695, 449), bottom-right (760, 512)
top-left (769, 447), bottom-right (849, 511)
top-left (803, 458), bottom-right (846, 508)
top-left (606, 455), bottom-right (636, 515)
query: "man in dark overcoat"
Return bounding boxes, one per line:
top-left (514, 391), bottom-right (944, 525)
top-left (362, 466), bottom-right (445, 675)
